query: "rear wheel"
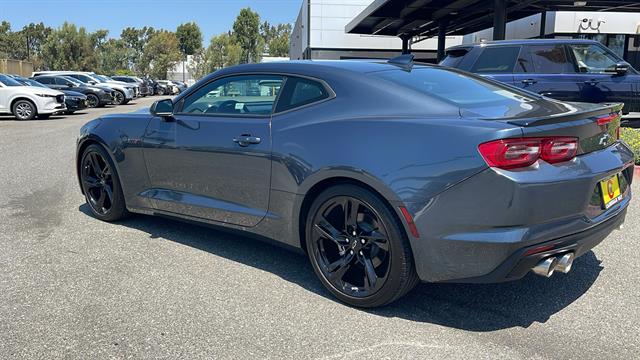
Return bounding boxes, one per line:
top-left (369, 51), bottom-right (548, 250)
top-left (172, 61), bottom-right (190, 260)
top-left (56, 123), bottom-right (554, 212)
top-left (80, 144), bottom-right (128, 222)
top-left (86, 93), bottom-right (99, 108)
top-left (305, 184), bottom-right (418, 307)
top-left (12, 100), bottom-right (36, 120)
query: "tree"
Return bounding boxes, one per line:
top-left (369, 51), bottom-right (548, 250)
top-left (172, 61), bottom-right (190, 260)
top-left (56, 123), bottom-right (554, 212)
top-left (141, 30), bottom-right (182, 79)
top-left (20, 22), bottom-right (52, 66)
top-left (98, 38), bottom-right (129, 74)
top-left (40, 22), bottom-right (98, 71)
top-left (121, 26), bottom-right (155, 74)
top-left (232, 8), bottom-right (261, 63)
top-left (176, 22), bottom-right (202, 81)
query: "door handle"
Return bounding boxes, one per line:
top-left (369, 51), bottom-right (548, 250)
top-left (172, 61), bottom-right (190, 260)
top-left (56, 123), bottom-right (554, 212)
top-left (521, 79), bottom-right (537, 85)
top-left (233, 134), bottom-right (261, 147)
top-left (584, 80), bottom-right (599, 86)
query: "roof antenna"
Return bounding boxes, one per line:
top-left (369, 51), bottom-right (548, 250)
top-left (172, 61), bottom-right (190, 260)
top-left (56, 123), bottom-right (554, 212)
top-left (388, 53), bottom-right (414, 70)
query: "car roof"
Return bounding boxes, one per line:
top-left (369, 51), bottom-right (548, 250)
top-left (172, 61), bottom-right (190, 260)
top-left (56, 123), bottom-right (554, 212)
top-left (447, 38), bottom-right (601, 50)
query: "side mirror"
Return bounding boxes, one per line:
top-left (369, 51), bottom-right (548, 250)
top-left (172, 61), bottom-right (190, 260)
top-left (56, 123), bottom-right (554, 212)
top-left (614, 62), bottom-right (630, 75)
top-left (89, 80), bottom-right (97, 85)
top-left (67, 83), bottom-right (74, 88)
top-left (150, 99), bottom-right (174, 118)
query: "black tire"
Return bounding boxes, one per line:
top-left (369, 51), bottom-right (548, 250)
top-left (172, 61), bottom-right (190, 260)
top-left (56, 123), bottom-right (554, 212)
top-left (86, 93), bottom-right (100, 108)
top-left (12, 99), bottom-right (36, 120)
top-left (113, 90), bottom-right (126, 105)
top-left (66, 110), bottom-right (75, 115)
top-left (80, 144), bottom-right (129, 222)
top-left (122, 99), bottom-right (130, 105)
top-left (305, 184), bottom-right (418, 307)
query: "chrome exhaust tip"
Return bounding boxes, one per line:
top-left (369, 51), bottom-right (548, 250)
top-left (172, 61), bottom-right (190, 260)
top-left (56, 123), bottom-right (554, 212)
top-left (531, 257), bottom-right (559, 278)
top-left (555, 253), bottom-right (574, 274)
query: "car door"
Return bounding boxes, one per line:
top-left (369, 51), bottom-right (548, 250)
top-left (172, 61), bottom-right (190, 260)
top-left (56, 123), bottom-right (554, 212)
top-left (512, 44), bottom-right (581, 102)
top-left (469, 45), bottom-right (521, 86)
top-left (53, 77), bottom-right (72, 90)
top-left (0, 83), bottom-right (9, 113)
top-left (142, 74), bottom-right (284, 227)
top-left (565, 42), bottom-right (637, 112)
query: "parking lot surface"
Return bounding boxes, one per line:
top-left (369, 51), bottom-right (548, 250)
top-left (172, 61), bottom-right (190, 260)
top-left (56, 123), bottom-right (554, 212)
top-left (0, 98), bottom-right (638, 359)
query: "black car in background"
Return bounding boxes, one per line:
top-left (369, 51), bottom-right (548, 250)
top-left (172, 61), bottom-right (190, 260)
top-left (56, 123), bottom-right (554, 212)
top-left (440, 39), bottom-right (639, 114)
top-left (33, 75), bottom-right (114, 108)
top-left (9, 75), bottom-right (88, 114)
top-left (111, 76), bottom-right (151, 96)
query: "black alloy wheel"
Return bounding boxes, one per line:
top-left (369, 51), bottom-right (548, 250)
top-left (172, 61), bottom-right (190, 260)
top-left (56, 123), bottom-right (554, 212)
top-left (86, 94), bottom-right (99, 108)
top-left (113, 90), bottom-right (125, 105)
top-left (306, 185), bottom-right (418, 307)
top-left (80, 145), bottom-right (128, 221)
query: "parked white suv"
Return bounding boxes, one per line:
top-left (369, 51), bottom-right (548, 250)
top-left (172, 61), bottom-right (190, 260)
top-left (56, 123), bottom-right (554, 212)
top-left (0, 73), bottom-right (66, 120)
top-left (32, 71), bottom-right (136, 105)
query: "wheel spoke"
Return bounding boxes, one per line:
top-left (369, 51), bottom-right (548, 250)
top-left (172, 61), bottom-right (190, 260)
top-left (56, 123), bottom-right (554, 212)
top-left (314, 217), bottom-right (345, 246)
top-left (89, 153), bottom-right (102, 177)
top-left (104, 185), bottom-right (113, 203)
top-left (95, 189), bottom-right (106, 211)
top-left (82, 175), bottom-right (100, 189)
top-left (343, 198), bottom-right (359, 231)
top-left (326, 252), bottom-right (354, 281)
top-left (361, 230), bottom-right (389, 250)
top-left (362, 256), bottom-right (377, 290)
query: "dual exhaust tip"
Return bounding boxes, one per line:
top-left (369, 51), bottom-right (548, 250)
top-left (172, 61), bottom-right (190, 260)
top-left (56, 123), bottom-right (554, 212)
top-left (531, 252), bottom-right (574, 278)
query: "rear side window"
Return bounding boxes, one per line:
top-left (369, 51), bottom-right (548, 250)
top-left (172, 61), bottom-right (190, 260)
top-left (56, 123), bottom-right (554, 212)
top-left (36, 77), bottom-right (53, 84)
top-left (275, 77), bottom-right (330, 112)
top-left (526, 45), bottom-right (572, 74)
top-left (471, 46), bottom-right (521, 73)
top-left (375, 67), bottom-right (537, 107)
top-left (440, 49), bottom-right (469, 68)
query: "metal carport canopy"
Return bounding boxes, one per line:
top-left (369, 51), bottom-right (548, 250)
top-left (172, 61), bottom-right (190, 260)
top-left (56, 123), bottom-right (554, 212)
top-left (345, 0), bottom-right (640, 40)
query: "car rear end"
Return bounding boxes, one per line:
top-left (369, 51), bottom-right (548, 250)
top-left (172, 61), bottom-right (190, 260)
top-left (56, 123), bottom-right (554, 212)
top-left (413, 101), bottom-right (633, 283)
top-left (373, 65), bottom-right (634, 283)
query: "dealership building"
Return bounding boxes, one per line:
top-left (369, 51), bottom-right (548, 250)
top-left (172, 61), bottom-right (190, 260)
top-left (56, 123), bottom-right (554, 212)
top-left (291, 0), bottom-right (640, 68)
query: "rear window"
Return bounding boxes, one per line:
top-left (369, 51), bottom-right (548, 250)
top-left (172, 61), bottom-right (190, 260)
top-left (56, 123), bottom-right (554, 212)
top-left (471, 46), bottom-right (521, 73)
top-left (375, 67), bottom-right (537, 107)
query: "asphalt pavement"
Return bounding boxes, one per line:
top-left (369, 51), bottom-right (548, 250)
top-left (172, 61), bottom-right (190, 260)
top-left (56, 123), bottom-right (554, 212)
top-left (0, 97), bottom-right (638, 359)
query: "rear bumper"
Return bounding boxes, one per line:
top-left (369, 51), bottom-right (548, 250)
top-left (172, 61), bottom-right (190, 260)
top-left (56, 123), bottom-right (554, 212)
top-left (406, 141), bottom-right (635, 283)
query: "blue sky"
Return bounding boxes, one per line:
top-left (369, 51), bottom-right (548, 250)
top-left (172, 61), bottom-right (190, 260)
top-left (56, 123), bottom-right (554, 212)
top-left (1, 0), bottom-right (301, 43)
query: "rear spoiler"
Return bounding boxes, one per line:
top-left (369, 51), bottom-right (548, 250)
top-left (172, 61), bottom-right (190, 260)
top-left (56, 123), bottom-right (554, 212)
top-left (505, 103), bottom-right (623, 127)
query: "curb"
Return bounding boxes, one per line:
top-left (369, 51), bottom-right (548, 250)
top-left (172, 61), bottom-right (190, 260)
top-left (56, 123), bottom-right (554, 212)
top-left (636, 165), bottom-right (640, 177)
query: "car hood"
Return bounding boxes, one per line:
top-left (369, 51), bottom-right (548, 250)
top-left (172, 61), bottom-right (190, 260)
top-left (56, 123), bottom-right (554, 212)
top-left (61, 90), bottom-right (86, 97)
top-left (15, 86), bottom-right (63, 96)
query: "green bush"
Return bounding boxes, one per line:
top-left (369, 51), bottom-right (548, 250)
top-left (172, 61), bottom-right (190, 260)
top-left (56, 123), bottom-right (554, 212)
top-left (620, 127), bottom-right (640, 165)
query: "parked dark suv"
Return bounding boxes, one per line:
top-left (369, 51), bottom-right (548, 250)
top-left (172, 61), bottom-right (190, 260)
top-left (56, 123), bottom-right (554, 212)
top-left (441, 39), bottom-right (638, 114)
top-left (33, 75), bottom-right (114, 108)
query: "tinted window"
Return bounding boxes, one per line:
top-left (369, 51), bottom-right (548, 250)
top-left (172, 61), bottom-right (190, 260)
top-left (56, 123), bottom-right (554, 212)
top-left (0, 74), bottom-right (23, 86)
top-left (375, 67), bottom-right (537, 107)
top-left (276, 77), bottom-right (329, 112)
top-left (36, 77), bottom-right (54, 84)
top-left (569, 44), bottom-right (619, 74)
top-left (471, 46), bottom-right (521, 73)
top-left (526, 45), bottom-right (572, 73)
top-left (180, 75), bottom-right (284, 116)
top-left (440, 49), bottom-right (469, 68)
top-left (54, 77), bottom-right (69, 85)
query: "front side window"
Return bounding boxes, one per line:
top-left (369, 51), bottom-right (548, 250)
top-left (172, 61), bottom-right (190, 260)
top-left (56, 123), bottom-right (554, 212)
top-left (36, 77), bottom-right (54, 85)
top-left (180, 75), bottom-right (284, 116)
top-left (569, 44), bottom-right (619, 74)
top-left (527, 45), bottom-right (572, 74)
top-left (470, 46), bottom-right (521, 73)
top-left (275, 77), bottom-right (330, 112)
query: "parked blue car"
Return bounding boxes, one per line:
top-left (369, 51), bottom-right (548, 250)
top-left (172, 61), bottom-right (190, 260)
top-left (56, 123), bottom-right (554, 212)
top-left (441, 39), bottom-right (639, 114)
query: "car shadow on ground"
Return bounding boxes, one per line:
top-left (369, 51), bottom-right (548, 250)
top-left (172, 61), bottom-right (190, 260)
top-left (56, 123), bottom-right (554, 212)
top-left (79, 204), bottom-right (602, 331)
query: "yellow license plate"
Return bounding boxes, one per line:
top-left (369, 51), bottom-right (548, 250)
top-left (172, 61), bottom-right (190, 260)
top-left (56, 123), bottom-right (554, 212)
top-left (600, 174), bottom-right (622, 209)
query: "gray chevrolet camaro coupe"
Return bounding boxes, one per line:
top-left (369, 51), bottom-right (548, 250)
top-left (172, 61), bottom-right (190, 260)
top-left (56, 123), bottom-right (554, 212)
top-left (76, 57), bottom-right (634, 307)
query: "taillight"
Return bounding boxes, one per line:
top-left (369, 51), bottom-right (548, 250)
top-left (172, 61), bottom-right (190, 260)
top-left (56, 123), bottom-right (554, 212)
top-left (478, 137), bottom-right (578, 169)
top-left (596, 112), bottom-right (620, 126)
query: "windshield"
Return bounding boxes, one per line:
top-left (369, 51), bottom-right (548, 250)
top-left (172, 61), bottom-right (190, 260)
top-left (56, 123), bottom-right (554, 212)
top-left (24, 79), bottom-right (48, 88)
top-left (374, 67), bottom-right (538, 108)
top-left (0, 74), bottom-right (24, 87)
top-left (61, 76), bottom-right (82, 86)
top-left (93, 75), bottom-right (110, 82)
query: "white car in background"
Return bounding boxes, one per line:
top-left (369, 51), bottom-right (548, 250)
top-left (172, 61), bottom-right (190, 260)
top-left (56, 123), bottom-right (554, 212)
top-left (0, 73), bottom-right (66, 120)
top-left (32, 71), bottom-right (136, 105)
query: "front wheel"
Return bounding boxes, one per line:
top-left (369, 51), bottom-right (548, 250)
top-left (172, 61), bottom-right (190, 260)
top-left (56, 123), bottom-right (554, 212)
top-left (80, 144), bottom-right (129, 222)
top-left (12, 100), bottom-right (36, 120)
top-left (113, 91), bottom-right (126, 105)
top-left (305, 185), bottom-right (418, 307)
top-left (86, 93), bottom-right (100, 108)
